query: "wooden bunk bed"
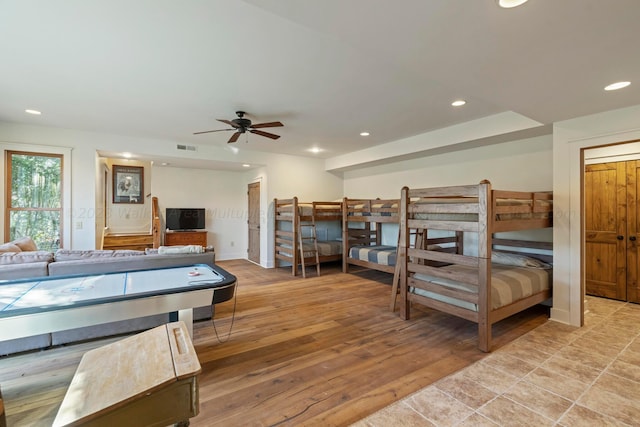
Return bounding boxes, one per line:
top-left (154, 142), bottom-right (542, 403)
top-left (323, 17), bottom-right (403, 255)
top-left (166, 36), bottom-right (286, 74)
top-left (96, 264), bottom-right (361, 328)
top-left (342, 198), bottom-right (402, 274)
top-left (398, 180), bottom-right (553, 352)
top-left (273, 197), bottom-right (343, 276)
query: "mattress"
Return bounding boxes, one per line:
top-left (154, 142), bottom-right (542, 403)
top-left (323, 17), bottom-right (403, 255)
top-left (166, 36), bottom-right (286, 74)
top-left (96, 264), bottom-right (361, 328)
top-left (411, 264), bottom-right (551, 311)
top-left (349, 245), bottom-right (396, 266)
top-left (278, 240), bottom-right (342, 257)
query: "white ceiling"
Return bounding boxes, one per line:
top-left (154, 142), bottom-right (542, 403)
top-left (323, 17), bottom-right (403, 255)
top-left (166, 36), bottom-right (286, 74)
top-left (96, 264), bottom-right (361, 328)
top-left (1, 0), bottom-right (639, 162)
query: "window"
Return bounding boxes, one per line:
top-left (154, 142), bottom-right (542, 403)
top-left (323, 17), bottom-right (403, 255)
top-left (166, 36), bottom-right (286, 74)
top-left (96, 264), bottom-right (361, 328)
top-left (5, 151), bottom-right (63, 251)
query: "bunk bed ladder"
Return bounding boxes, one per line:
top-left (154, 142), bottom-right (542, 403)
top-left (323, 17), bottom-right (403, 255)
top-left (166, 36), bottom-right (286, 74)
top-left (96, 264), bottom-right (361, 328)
top-left (298, 219), bottom-right (321, 278)
top-left (390, 229), bottom-right (426, 311)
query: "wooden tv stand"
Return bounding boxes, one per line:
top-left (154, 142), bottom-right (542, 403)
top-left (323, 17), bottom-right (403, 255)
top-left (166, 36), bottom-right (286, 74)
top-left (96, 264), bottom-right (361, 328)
top-left (164, 230), bottom-right (207, 247)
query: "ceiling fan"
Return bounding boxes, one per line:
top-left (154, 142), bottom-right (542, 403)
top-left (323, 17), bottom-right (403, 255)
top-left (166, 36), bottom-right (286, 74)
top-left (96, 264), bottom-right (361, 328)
top-left (193, 111), bottom-right (284, 143)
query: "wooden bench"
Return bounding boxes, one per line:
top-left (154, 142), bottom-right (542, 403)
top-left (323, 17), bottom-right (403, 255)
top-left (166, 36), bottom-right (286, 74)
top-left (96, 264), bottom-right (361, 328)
top-left (53, 321), bottom-right (201, 426)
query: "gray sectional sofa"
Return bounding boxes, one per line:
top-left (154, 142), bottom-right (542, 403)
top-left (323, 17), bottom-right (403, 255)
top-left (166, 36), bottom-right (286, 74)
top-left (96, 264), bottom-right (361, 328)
top-left (0, 241), bottom-right (219, 356)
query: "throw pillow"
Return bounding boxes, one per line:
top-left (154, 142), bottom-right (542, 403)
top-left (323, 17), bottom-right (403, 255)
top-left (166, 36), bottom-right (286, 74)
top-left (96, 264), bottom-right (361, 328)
top-left (491, 251), bottom-right (551, 269)
top-left (11, 236), bottom-right (38, 251)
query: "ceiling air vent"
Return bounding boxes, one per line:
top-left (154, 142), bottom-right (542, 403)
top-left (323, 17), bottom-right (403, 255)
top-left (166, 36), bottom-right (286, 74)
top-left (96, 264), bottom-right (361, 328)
top-left (177, 144), bottom-right (196, 151)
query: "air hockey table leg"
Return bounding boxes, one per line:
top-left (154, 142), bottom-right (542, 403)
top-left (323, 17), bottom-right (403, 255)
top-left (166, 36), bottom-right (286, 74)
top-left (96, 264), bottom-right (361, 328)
top-left (177, 308), bottom-right (194, 338)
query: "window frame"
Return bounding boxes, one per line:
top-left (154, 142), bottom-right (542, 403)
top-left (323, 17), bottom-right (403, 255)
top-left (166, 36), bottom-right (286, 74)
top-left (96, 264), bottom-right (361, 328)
top-left (4, 150), bottom-right (64, 248)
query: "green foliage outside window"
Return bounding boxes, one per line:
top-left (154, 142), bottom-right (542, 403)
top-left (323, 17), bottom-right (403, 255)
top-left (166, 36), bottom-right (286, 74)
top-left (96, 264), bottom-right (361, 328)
top-left (7, 153), bottom-right (62, 250)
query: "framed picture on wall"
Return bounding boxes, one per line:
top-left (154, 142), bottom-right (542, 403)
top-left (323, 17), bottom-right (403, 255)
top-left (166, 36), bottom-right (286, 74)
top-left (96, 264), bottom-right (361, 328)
top-left (113, 165), bottom-right (144, 204)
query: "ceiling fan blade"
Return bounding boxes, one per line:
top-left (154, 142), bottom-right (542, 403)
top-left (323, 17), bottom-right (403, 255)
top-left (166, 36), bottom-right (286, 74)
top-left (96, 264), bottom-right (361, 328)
top-left (217, 119), bottom-right (240, 128)
top-left (250, 121), bottom-right (284, 129)
top-left (250, 129), bottom-right (281, 140)
top-left (193, 128), bottom-right (234, 135)
top-left (227, 132), bottom-right (241, 143)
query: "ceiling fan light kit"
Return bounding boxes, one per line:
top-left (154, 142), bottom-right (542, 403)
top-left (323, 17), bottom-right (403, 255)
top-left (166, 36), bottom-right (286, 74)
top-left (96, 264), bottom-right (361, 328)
top-left (497, 0), bottom-right (528, 8)
top-left (194, 111), bottom-right (284, 143)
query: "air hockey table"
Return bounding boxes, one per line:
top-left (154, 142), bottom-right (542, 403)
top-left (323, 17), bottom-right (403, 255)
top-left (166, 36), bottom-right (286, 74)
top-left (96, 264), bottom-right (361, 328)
top-left (0, 263), bottom-right (236, 341)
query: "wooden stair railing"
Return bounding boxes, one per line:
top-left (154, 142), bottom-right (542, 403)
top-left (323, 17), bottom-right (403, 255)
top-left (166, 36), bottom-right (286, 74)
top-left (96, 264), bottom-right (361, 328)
top-left (152, 196), bottom-right (161, 248)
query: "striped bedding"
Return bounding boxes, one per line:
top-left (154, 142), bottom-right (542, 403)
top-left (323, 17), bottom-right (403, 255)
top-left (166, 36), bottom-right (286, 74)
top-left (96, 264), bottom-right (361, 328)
top-left (411, 264), bottom-right (551, 311)
top-left (349, 245), bottom-right (396, 266)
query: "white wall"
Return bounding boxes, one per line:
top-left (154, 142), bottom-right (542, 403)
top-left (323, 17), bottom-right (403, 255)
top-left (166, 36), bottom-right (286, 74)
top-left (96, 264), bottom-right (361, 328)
top-left (342, 134), bottom-right (554, 249)
top-left (105, 159), bottom-right (153, 235)
top-left (268, 154), bottom-right (344, 201)
top-left (151, 166), bottom-right (247, 260)
top-left (0, 121), bottom-right (342, 256)
top-left (95, 156), bottom-right (107, 248)
top-left (584, 141), bottom-right (640, 164)
top-left (343, 135), bottom-right (553, 197)
top-left (553, 104), bottom-right (640, 327)
top-left (264, 154), bottom-right (344, 268)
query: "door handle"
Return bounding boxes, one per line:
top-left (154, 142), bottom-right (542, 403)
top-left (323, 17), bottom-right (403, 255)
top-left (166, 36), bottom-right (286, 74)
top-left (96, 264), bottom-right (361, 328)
top-left (631, 236), bottom-right (637, 241)
top-left (617, 235), bottom-right (624, 240)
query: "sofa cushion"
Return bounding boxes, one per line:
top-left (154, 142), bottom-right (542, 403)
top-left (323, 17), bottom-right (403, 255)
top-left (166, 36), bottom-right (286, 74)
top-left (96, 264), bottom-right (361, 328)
top-left (112, 250), bottom-right (146, 257)
top-left (0, 243), bottom-right (21, 253)
top-left (12, 236), bottom-right (38, 252)
top-left (48, 252), bottom-right (215, 276)
top-left (54, 249), bottom-right (145, 261)
top-left (0, 262), bottom-right (49, 279)
top-left (0, 251), bottom-right (53, 265)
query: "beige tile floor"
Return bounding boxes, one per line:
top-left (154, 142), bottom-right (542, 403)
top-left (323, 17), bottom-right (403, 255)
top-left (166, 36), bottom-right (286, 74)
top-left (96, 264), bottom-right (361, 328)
top-left (353, 296), bottom-right (640, 426)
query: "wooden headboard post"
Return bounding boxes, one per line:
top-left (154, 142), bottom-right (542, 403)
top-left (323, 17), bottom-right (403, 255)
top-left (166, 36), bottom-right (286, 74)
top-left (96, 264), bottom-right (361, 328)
top-left (399, 187), bottom-right (410, 320)
top-left (478, 180), bottom-right (492, 352)
top-left (342, 197), bottom-right (349, 273)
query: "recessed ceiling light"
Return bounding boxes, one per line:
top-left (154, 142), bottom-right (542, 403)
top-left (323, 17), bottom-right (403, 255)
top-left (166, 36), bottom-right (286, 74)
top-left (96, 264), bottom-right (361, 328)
top-left (122, 152), bottom-right (132, 158)
top-left (497, 0), bottom-right (528, 8)
top-left (242, 164), bottom-right (250, 168)
top-left (308, 147), bottom-right (323, 154)
top-left (451, 100), bottom-right (466, 107)
top-left (25, 109), bottom-right (41, 115)
top-left (360, 132), bottom-right (370, 136)
top-left (604, 81), bottom-right (631, 91)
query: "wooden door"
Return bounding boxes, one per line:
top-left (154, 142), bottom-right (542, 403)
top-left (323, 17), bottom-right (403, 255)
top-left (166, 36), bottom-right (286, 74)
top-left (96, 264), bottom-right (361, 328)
top-left (584, 162), bottom-right (627, 300)
top-left (626, 160), bottom-right (640, 303)
top-left (247, 182), bottom-right (261, 264)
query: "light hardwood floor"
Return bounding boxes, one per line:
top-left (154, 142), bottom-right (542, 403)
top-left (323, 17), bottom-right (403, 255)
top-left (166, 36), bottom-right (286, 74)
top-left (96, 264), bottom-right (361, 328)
top-left (0, 260), bottom-right (548, 426)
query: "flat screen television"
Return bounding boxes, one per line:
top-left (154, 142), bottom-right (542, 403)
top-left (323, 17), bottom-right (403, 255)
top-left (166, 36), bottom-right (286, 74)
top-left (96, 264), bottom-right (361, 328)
top-left (165, 208), bottom-right (206, 231)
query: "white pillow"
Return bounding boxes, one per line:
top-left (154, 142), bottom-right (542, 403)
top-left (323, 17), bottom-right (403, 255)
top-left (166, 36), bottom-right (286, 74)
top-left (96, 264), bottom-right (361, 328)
top-left (158, 245), bottom-right (204, 255)
top-left (491, 251), bottom-right (551, 269)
